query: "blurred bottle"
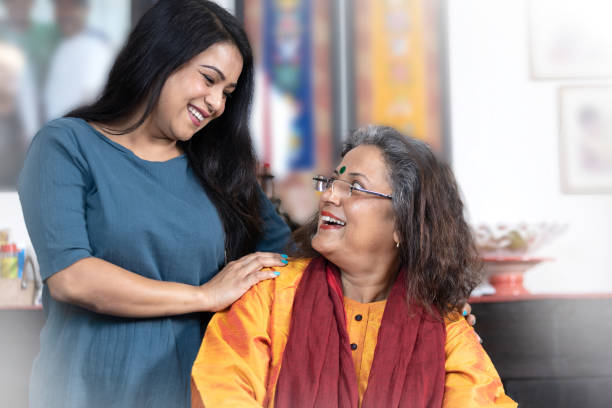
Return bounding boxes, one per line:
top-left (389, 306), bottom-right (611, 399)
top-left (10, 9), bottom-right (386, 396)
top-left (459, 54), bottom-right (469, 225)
top-left (0, 230), bottom-right (8, 278)
top-left (1, 243), bottom-right (19, 279)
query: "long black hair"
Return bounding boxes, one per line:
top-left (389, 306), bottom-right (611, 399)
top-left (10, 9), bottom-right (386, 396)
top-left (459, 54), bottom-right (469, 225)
top-left (68, 0), bottom-right (262, 261)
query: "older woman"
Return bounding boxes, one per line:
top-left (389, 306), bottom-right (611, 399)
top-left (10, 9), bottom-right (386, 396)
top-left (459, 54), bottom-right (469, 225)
top-left (191, 125), bottom-right (517, 408)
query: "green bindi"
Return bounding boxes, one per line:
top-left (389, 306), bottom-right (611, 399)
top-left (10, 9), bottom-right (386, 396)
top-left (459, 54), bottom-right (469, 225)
top-left (339, 166), bottom-right (346, 174)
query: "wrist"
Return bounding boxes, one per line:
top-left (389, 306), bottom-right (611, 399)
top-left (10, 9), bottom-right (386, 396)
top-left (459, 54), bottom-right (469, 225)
top-left (197, 283), bottom-right (215, 312)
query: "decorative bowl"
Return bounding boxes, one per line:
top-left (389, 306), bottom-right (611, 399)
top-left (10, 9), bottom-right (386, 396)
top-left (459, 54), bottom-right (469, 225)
top-left (472, 222), bottom-right (567, 296)
top-left (473, 222), bottom-right (567, 257)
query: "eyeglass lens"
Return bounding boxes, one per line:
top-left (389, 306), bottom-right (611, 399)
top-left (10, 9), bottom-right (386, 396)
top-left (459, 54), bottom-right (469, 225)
top-left (314, 179), bottom-right (326, 192)
top-left (313, 177), bottom-right (352, 197)
top-left (331, 179), bottom-right (351, 197)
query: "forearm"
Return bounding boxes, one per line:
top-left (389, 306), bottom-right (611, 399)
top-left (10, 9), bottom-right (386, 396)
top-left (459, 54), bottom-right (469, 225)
top-left (47, 257), bottom-right (210, 317)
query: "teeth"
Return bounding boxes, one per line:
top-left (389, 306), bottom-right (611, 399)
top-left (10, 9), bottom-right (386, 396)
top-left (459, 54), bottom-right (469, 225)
top-left (188, 106), bottom-right (204, 121)
top-left (321, 215), bottom-right (345, 226)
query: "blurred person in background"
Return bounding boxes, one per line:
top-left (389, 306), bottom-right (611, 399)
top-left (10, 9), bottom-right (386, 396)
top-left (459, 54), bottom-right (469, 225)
top-left (18, 1), bottom-right (291, 406)
top-left (0, 41), bottom-right (29, 188)
top-left (43, 0), bottom-right (113, 121)
top-left (0, 0), bottom-right (60, 138)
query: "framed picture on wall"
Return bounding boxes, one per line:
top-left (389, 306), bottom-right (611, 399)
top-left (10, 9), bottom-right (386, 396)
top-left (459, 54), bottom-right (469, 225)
top-left (559, 86), bottom-right (612, 193)
top-left (529, 0), bottom-right (612, 79)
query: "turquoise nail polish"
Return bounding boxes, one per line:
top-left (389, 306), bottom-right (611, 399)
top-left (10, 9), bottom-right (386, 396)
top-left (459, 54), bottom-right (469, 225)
top-left (273, 271), bottom-right (280, 276)
top-left (462, 310), bottom-right (468, 317)
top-left (281, 259), bottom-right (288, 264)
top-left (281, 254), bottom-right (288, 258)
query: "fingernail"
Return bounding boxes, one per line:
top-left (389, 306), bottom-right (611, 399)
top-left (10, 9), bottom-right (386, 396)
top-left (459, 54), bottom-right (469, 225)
top-left (281, 259), bottom-right (288, 264)
top-left (281, 254), bottom-right (288, 258)
top-left (462, 310), bottom-right (468, 317)
top-left (273, 271), bottom-right (280, 276)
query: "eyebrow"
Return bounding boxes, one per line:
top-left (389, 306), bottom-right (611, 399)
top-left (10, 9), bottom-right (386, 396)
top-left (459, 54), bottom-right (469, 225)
top-left (200, 65), bottom-right (237, 88)
top-left (348, 172), bottom-right (370, 182)
top-left (332, 169), bottom-right (371, 182)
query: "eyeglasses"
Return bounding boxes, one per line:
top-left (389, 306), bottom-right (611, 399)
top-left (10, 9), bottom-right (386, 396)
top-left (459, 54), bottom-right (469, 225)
top-left (312, 175), bottom-right (392, 199)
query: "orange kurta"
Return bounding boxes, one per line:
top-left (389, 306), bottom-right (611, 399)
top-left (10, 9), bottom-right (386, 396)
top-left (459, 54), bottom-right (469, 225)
top-left (191, 259), bottom-right (517, 408)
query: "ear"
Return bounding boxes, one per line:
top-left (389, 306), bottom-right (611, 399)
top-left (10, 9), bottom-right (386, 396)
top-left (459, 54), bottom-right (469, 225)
top-left (393, 230), bottom-right (400, 247)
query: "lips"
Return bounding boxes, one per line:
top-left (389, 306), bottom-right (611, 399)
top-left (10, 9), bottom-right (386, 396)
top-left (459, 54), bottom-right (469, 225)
top-left (187, 104), bottom-right (209, 126)
top-left (319, 210), bottom-right (346, 229)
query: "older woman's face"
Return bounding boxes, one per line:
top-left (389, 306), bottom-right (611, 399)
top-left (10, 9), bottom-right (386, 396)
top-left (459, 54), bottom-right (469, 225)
top-left (312, 145), bottom-right (398, 269)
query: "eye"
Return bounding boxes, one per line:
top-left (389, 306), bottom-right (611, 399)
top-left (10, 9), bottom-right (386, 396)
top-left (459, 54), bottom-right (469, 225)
top-left (201, 73), bottom-right (214, 84)
top-left (351, 181), bottom-right (364, 190)
top-left (223, 90), bottom-right (233, 99)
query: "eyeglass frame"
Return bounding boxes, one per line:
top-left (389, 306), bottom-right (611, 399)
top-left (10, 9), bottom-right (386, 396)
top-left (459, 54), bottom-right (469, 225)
top-left (312, 175), bottom-right (393, 199)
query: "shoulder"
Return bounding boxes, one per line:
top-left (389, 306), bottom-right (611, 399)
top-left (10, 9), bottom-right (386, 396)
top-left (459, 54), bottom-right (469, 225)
top-left (33, 118), bottom-right (89, 149)
top-left (444, 312), bottom-right (480, 346)
top-left (40, 117), bottom-right (87, 134)
top-left (28, 118), bottom-right (95, 169)
top-left (254, 258), bottom-right (312, 298)
top-left (34, 117), bottom-right (78, 142)
top-left (274, 258), bottom-right (311, 289)
top-left (217, 258), bottom-right (312, 323)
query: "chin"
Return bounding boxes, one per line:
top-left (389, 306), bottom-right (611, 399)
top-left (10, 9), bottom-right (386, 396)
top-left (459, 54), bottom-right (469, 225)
top-left (311, 234), bottom-right (335, 260)
top-left (182, 133), bottom-right (197, 142)
top-left (174, 128), bottom-right (197, 142)
top-left (311, 235), bottom-right (326, 253)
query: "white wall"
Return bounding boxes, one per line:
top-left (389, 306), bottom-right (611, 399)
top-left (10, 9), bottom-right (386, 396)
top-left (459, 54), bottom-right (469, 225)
top-left (0, 193), bottom-right (29, 248)
top-left (447, 0), bottom-right (612, 293)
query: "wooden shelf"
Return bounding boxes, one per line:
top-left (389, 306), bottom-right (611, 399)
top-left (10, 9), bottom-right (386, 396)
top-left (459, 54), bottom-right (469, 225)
top-left (470, 292), bottom-right (612, 303)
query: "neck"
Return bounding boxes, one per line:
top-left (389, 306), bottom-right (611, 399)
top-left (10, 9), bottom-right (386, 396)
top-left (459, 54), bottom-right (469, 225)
top-left (92, 111), bottom-right (181, 162)
top-left (339, 256), bottom-right (400, 303)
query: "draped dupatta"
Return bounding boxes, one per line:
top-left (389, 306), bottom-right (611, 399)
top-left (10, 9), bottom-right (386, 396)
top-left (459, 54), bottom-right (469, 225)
top-left (274, 256), bottom-right (446, 408)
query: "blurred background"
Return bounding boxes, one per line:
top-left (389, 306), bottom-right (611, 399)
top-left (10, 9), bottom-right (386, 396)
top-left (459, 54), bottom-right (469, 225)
top-left (1, 0), bottom-right (612, 406)
top-left (2, 0), bottom-right (611, 292)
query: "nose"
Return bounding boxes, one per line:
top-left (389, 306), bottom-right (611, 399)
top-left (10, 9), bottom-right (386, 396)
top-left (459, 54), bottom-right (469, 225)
top-left (205, 87), bottom-right (225, 116)
top-left (321, 183), bottom-right (342, 206)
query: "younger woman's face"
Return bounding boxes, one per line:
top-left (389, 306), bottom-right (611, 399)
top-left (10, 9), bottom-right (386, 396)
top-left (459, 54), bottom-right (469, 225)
top-left (152, 41), bottom-right (243, 142)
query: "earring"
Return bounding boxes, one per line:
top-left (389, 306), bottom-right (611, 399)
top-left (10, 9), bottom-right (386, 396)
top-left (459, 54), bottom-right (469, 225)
top-left (395, 242), bottom-right (400, 248)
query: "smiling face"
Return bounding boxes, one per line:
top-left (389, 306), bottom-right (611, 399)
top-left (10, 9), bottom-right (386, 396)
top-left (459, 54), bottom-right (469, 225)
top-left (149, 41), bottom-right (243, 143)
top-left (312, 145), bottom-right (399, 271)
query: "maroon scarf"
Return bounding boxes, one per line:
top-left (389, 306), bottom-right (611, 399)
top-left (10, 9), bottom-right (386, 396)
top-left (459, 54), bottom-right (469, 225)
top-left (274, 257), bottom-right (446, 408)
